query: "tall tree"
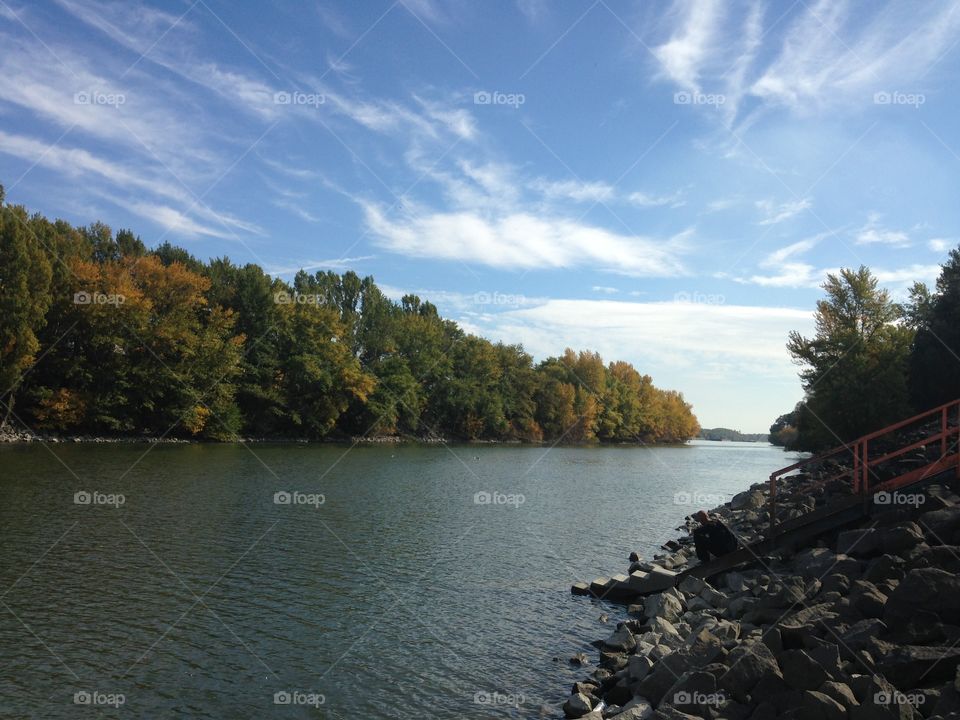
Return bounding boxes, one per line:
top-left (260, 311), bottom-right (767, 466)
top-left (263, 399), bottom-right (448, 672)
top-left (787, 266), bottom-right (912, 450)
top-left (908, 247), bottom-right (960, 410)
top-left (0, 192), bottom-right (53, 424)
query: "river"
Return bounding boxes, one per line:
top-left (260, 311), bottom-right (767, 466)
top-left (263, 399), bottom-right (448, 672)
top-left (0, 440), bottom-right (801, 718)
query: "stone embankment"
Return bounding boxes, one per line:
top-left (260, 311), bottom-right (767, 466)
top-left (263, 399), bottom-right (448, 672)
top-left (561, 473), bottom-right (960, 720)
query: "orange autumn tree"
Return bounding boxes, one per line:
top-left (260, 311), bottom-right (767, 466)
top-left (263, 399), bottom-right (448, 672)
top-left (39, 254), bottom-right (244, 438)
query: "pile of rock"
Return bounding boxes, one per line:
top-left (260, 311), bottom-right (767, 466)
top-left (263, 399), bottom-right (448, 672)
top-left (573, 477), bottom-right (830, 606)
top-left (562, 483), bottom-right (960, 719)
top-left (0, 425), bottom-right (38, 442)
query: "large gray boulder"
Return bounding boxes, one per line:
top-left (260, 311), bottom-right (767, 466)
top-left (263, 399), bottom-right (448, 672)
top-left (918, 505), bottom-right (960, 542)
top-left (849, 673), bottom-right (923, 719)
top-left (837, 528), bottom-right (882, 557)
top-left (880, 523), bottom-right (924, 554)
top-left (683, 628), bottom-right (724, 665)
top-left (646, 592), bottom-right (684, 624)
top-left (634, 630), bottom-right (721, 705)
top-left (603, 625), bottom-right (637, 653)
top-left (793, 548), bottom-right (861, 579)
top-left (873, 641), bottom-right (960, 690)
top-left (849, 579), bottom-right (888, 619)
top-left (648, 617), bottom-right (684, 649)
top-left (778, 649), bottom-right (828, 690)
top-left (730, 490), bottom-right (765, 511)
top-left (718, 639), bottom-right (782, 703)
top-left (780, 602), bottom-right (840, 630)
top-left (628, 654), bottom-right (654, 682)
top-left (758, 577), bottom-right (820, 609)
top-left (818, 680), bottom-right (858, 710)
top-left (799, 689), bottom-right (847, 720)
top-left (884, 567), bottom-right (960, 625)
top-left (909, 544), bottom-right (960, 573)
top-left (613, 697), bottom-right (654, 719)
top-left (662, 670), bottom-right (717, 711)
top-left (563, 692), bottom-right (593, 718)
top-left (863, 554), bottom-right (907, 584)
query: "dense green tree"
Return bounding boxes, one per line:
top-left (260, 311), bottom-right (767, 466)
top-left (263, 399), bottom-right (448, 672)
top-left (786, 267), bottom-right (913, 450)
top-left (3, 194), bottom-right (700, 444)
top-left (0, 191), bottom-right (53, 424)
top-left (769, 406), bottom-right (800, 448)
top-left (908, 248), bottom-right (960, 410)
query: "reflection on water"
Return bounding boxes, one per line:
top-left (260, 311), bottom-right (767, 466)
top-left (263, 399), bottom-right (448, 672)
top-left (0, 440), bottom-right (799, 718)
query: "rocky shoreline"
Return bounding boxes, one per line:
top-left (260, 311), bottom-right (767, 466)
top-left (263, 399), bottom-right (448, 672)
top-left (560, 470), bottom-right (960, 719)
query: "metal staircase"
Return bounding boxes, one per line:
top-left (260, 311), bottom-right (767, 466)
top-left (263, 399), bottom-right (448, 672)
top-left (575, 401), bottom-right (960, 598)
top-left (680, 399), bottom-right (960, 582)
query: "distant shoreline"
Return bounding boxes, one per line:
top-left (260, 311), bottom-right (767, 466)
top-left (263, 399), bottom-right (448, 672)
top-left (0, 426), bottom-right (704, 447)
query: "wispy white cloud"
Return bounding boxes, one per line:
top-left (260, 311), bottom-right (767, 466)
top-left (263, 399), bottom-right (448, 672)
top-left (738, 230), bottom-right (937, 292)
top-left (363, 202), bottom-right (692, 277)
top-left (874, 264), bottom-right (940, 285)
top-left (265, 256), bottom-right (376, 277)
top-left (755, 197), bottom-right (811, 225)
top-left (737, 232), bottom-right (829, 287)
top-left (0, 129), bottom-right (261, 238)
top-left (530, 178), bottom-right (683, 207)
top-left (929, 238), bottom-right (954, 253)
top-left (271, 198), bottom-right (323, 223)
top-left (648, 0), bottom-right (960, 123)
top-left (765, 235), bottom-right (823, 265)
top-left (121, 200), bottom-right (236, 240)
top-left (517, 0), bottom-right (548, 23)
top-left (704, 196), bottom-right (741, 213)
top-left (653, 0), bottom-right (723, 92)
top-left (854, 213), bottom-right (911, 246)
top-left (470, 298), bottom-right (811, 364)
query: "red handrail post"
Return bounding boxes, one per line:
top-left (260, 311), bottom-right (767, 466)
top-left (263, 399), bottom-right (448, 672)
top-left (943, 406), bottom-right (948, 459)
top-left (861, 439), bottom-right (869, 498)
top-left (853, 443), bottom-right (860, 495)
top-left (768, 473), bottom-right (778, 539)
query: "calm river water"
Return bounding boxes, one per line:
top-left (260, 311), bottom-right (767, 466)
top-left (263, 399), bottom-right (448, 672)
top-left (0, 440), bottom-right (801, 718)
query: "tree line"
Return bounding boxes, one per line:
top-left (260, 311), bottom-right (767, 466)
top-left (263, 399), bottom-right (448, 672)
top-left (0, 188), bottom-right (700, 444)
top-left (699, 428), bottom-right (769, 443)
top-left (770, 250), bottom-right (960, 451)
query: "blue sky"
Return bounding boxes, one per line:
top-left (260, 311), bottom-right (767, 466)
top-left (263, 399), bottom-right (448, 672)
top-left (2, 0), bottom-right (960, 431)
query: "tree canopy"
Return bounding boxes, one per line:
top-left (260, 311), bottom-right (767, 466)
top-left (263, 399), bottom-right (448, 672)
top-left (784, 266), bottom-right (912, 450)
top-left (0, 190), bottom-right (700, 444)
top-left (775, 254), bottom-right (960, 451)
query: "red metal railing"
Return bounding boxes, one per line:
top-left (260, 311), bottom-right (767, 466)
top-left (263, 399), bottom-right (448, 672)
top-left (767, 399), bottom-right (960, 535)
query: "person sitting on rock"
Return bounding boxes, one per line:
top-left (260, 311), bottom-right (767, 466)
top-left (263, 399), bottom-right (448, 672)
top-left (692, 510), bottom-right (738, 561)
